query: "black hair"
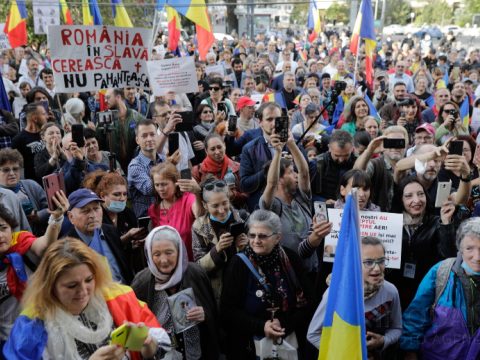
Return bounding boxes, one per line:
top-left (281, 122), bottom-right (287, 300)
top-left (337, 169), bottom-right (372, 200)
top-left (262, 158), bottom-right (292, 179)
top-left (135, 119), bottom-right (156, 135)
top-left (0, 204), bottom-right (18, 229)
top-left (84, 127), bottom-right (97, 141)
top-left (353, 130), bottom-right (371, 149)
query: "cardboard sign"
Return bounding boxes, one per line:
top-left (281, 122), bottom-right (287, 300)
top-left (48, 25), bottom-right (152, 92)
top-left (323, 209), bottom-right (403, 269)
top-left (147, 56), bottom-right (198, 96)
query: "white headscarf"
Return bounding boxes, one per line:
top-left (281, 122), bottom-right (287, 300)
top-left (145, 225), bottom-right (189, 291)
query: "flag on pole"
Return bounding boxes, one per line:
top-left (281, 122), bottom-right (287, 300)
top-left (318, 192), bottom-right (367, 360)
top-left (111, 0), bottom-right (133, 27)
top-left (90, 0), bottom-right (103, 25)
top-left (59, 0), bottom-right (74, 25)
top-left (350, 0), bottom-right (376, 86)
top-left (307, 0), bottom-right (321, 43)
top-left (425, 94), bottom-right (435, 108)
top-left (166, 6), bottom-right (181, 52)
top-left (166, 0), bottom-right (215, 60)
top-left (0, 77), bottom-right (12, 113)
top-left (82, 0), bottom-right (93, 25)
top-left (460, 96), bottom-right (470, 128)
top-left (4, 0), bottom-right (28, 48)
top-left (364, 93), bottom-right (381, 122)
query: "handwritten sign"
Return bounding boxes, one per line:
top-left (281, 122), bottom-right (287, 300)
top-left (205, 63), bottom-right (225, 77)
top-left (48, 25), bottom-right (151, 92)
top-left (323, 209), bottom-right (403, 269)
top-left (147, 57), bottom-right (198, 96)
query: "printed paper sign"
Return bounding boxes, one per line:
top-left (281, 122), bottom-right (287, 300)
top-left (0, 24), bottom-right (10, 50)
top-left (205, 63), bottom-right (225, 76)
top-left (323, 209), bottom-right (403, 269)
top-left (48, 25), bottom-right (152, 92)
top-left (33, 1), bottom-right (60, 35)
top-left (147, 56), bottom-right (198, 96)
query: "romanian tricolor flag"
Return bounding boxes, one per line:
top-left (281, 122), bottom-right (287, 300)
top-left (4, 0), bottom-right (28, 48)
top-left (59, 0), bottom-right (73, 25)
top-left (350, 0), bottom-right (376, 86)
top-left (307, 0), bottom-right (321, 43)
top-left (263, 92), bottom-right (287, 109)
top-left (166, 5), bottom-right (181, 51)
top-left (111, 0), bottom-right (133, 27)
top-left (319, 192), bottom-right (367, 360)
top-left (460, 96), bottom-right (470, 128)
top-left (166, 0), bottom-right (215, 60)
top-left (83, 0), bottom-right (103, 25)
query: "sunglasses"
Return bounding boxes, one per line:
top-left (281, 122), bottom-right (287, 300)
top-left (203, 180), bottom-right (227, 191)
top-left (210, 87), bottom-right (221, 92)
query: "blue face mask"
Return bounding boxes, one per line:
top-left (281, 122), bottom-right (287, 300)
top-left (462, 261), bottom-right (480, 276)
top-left (209, 211), bottom-right (232, 224)
top-left (107, 200), bottom-right (126, 213)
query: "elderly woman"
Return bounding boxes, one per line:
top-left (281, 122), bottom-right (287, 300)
top-left (3, 238), bottom-right (170, 360)
top-left (0, 193), bottom-right (67, 350)
top-left (191, 133), bottom-right (247, 208)
top-left (131, 226), bottom-right (220, 359)
top-left (220, 210), bottom-right (312, 360)
top-left (62, 97), bottom-right (86, 133)
top-left (400, 218), bottom-right (480, 359)
top-left (192, 178), bottom-right (248, 303)
top-left (34, 122), bottom-right (67, 180)
top-left (340, 96), bottom-right (370, 136)
top-left (308, 237), bottom-right (402, 359)
top-left (0, 148), bottom-right (49, 235)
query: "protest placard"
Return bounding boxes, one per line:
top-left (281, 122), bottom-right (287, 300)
top-left (323, 209), bottom-right (403, 269)
top-left (0, 24), bottom-right (10, 50)
top-left (205, 63), bottom-right (225, 76)
top-left (147, 57), bottom-right (198, 96)
top-left (33, 1), bottom-right (60, 35)
top-left (471, 108), bottom-right (480, 134)
top-left (48, 25), bottom-right (152, 92)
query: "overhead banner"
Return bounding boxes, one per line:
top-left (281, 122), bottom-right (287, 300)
top-left (33, 0), bottom-right (60, 35)
top-left (48, 25), bottom-right (152, 93)
top-left (323, 209), bottom-right (403, 269)
top-left (147, 57), bottom-right (198, 96)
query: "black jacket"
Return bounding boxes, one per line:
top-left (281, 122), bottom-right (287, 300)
top-left (131, 263), bottom-right (220, 359)
top-left (67, 224), bottom-right (133, 284)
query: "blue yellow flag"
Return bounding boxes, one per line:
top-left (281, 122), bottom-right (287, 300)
top-left (111, 0), bottom-right (133, 27)
top-left (364, 93), bottom-right (381, 122)
top-left (425, 95), bottom-right (435, 108)
top-left (460, 96), bottom-right (470, 128)
top-left (319, 192), bottom-right (367, 360)
top-left (90, 0), bottom-right (103, 25)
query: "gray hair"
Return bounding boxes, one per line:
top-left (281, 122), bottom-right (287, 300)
top-left (150, 226), bottom-right (181, 250)
top-left (201, 180), bottom-right (229, 202)
top-left (247, 209), bottom-right (282, 235)
top-left (330, 130), bottom-right (353, 148)
top-left (456, 218), bottom-right (480, 250)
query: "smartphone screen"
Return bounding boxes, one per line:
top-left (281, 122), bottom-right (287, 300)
top-left (109, 153), bottom-right (117, 171)
top-left (217, 102), bottom-right (226, 114)
top-left (228, 222), bottom-right (245, 238)
top-left (228, 115), bottom-right (237, 132)
top-left (175, 111), bottom-right (194, 132)
top-left (168, 132), bottom-right (180, 156)
top-left (137, 216), bottom-right (150, 229)
top-left (449, 140), bottom-right (463, 155)
top-left (180, 168), bottom-right (192, 180)
top-left (71, 124), bottom-right (85, 148)
top-left (314, 201), bottom-right (329, 222)
top-left (275, 116), bottom-right (289, 142)
top-left (383, 138), bottom-right (405, 149)
top-left (42, 172), bottom-right (66, 211)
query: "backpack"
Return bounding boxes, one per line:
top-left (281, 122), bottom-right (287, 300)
top-left (431, 258), bottom-right (456, 316)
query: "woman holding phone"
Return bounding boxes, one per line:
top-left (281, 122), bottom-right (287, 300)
top-left (433, 101), bottom-right (469, 145)
top-left (34, 122), bottom-right (66, 180)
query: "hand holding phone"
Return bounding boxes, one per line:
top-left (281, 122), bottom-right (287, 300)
top-left (383, 138), bottom-right (405, 149)
top-left (71, 124), bottom-right (85, 148)
top-left (42, 173), bottom-right (67, 211)
top-left (110, 323), bottom-right (149, 351)
top-left (435, 181), bottom-right (452, 208)
top-left (449, 140), bottom-right (463, 155)
top-left (168, 132), bottom-right (180, 156)
top-left (275, 116), bottom-right (289, 143)
top-left (314, 201), bottom-right (329, 222)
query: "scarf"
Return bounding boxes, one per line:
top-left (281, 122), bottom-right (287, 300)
top-left (243, 245), bottom-right (307, 312)
top-left (364, 280), bottom-right (383, 300)
top-left (145, 226), bottom-right (189, 291)
top-left (0, 231), bottom-right (36, 300)
top-left (200, 155), bottom-right (230, 179)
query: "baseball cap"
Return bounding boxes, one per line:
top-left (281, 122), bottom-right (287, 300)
top-left (68, 188), bottom-right (103, 211)
top-left (375, 70), bottom-right (387, 79)
top-left (415, 123), bottom-right (435, 136)
top-left (236, 96), bottom-right (256, 111)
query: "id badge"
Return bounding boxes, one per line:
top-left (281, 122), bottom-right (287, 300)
top-left (403, 262), bottom-right (416, 279)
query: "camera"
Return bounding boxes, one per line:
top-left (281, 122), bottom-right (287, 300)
top-left (97, 110), bottom-right (118, 127)
top-left (447, 109), bottom-right (459, 118)
top-left (334, 81), bottom-right (347, 94)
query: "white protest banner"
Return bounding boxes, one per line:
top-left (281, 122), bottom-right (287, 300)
top-left (0, 24), bottom-right (10, 50)
top-left (33, 1), bottom-right (60, 35)
top-left (205, 63), bottom-right (225, 76)
top-left (250, 93), bottom-right (264, 110)
top-left (323, 209), bottom-right (403, 269)
top-left (471, 108), bottom-right (480, 134)
top-left (147, 57), bottom-right (199, 96)
top-left (48, 26), bottom-right (151, 93)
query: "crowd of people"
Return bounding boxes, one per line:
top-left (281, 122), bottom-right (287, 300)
top-left (0, 25), bottom-right (479, 359)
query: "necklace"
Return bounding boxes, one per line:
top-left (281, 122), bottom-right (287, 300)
top-left (160, 199), bottom-right (173, 223)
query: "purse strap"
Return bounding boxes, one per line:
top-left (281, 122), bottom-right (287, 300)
top-left (237, 253), bottom-right (271, 294)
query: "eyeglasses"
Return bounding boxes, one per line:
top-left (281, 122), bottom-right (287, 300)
top-left (210, 87), bottom-right (221, 92)
top-left (0, 166), bottom-right (20, 174)
top-left (247, 232), bottom-right (277, 240)
top-left (362, 257), bottom-right (388, 269)
top-left (203, 180), bottom-right (227, 191)
top-left (202, 110), bottom-right (213, 114)
top-left (156, 111), bottom-right (171, 118)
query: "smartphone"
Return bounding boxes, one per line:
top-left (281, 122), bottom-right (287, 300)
top-left (175, 111), bottom-right (195, 132)
top-left (228, 222), bottom-right (246, 238)
top-left (400, 111), bottom-right (406, 118)
top-left (168, 132), bottom-right (180, 156)
top-left (180, 168), bottom-right (192, 180)
top-left (380, 80), bottom-right (386, 92)
top-left (314, 201), bottom-right (329, 222)
top-left (449, 140), bottom-right (463, 155)
top-left (217, 102), bottom-right (226, 114)
top-left (383, 138), bottom-right (405, 149)
top-left (435, 181), bottom-right (452, 207)
top-left (228, 115), bottom-right (237, 132)
top-left (137, 216), bottom-right (150, 229)
top-left (40, 100), bottom-right (49, 113)
top-left (110, 324), bottom-right (149, 351)
top-left (275, 116), bottom-right (289, 142)
top-left (42, 172), bottom-right (66, 211)
top-left (71, 124), bottom-right (85, 148)
top-left (108, 153), bottom-right (117, 171)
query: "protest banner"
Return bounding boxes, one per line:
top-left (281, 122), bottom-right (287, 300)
top-left (0, 24), bottom-right (10, 50)
top-left (205, 63), bottom-right (225, 77)
top-left (33, 1), bottom-right (60, 35)
top-left (323, 209), bottom-right (403, 269)
top-left (147, 57), bottom-right (198, 96)
top-left (48, 25), bottom-right (152, 92)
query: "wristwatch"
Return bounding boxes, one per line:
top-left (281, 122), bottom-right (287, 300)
top-left (460, 173), bottom-right (472, 182)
